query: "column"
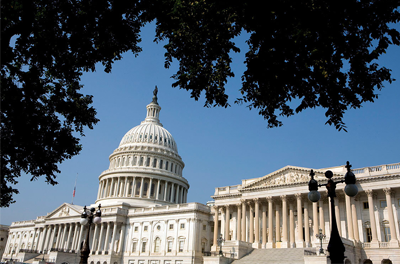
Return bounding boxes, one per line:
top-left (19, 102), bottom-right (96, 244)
top-left (262, 203), bottom-right (267, 248)
top-left (91, 224), bottom-right (99, 251)
top-left (49, 225), bottom-right (57, 250)
top-left (319, 199), bottom-right (325, 235)
top-left (131, 177), bottom-right (136, 197)
top-left (111, 223), bottom-right (118, 253)
top-left (43, 226), bottom-right (52, 252)
top-left (96, 223), bottom-right (105, 253)
top-left (213, 206), bottom-right (219, 249)
top-left (289, 200), bottom-right (295, 248)
top-left (139, 177), bottom-right (144, 198)
top-left (225, 205), bottom-right (230, 240)
top-left (304, 199), bottom-right (310, 247)
top-left (344, 191), bottom-right (354, 241)
top-left (156, 180), bottom-right (161, 200)
top-left (55, 225), bottom-right (63, 248)
top-left (351, 197), bottom-right (360, 242)
top-left (71, 223), bottom-right (79, 251)
top-left (124, 177), bottom-right (129, 196)
top-left (383, 188), bottom-right (400, 246)
top-left (170, 183), bottom-right (175, 203)
top-left (175, 184), bottom-right (179, 203)
top-left (119, 224), bottom-right (126, 253)
top-left (312, 202), bottom-right (319, 246)
top-left (39, 227), bottom-right (48, 252)
top-left (335, 196), bottom-right (342, 236)
top-left (237, 204), bottom-right (242, 241)
top-left (275, 202), bottom-right (280, 245)
top-left (110, 178), bottom-right (115, 197)
top-left (77, 224), bottom-right (85, 252)
top-left (65, 224), bottom-right (73, 251)
top-left (164, 181), bottom-right (168, 201)
top-left (254, 198), bottom-right (260, 246)
top-left (104, 222), bottom-right (112, 252)
top-left (97, 181), bottom-right (102, 200)
top-left (104, 179), bottom-right (109, 198)
top-left (365, 190), bottom-right (379, 246)
top-left (295, 193), bottom-right (304, 247)
top-left (249, 201), bottom-right (254, 243)
top-left (148, 178), bottom-right (153, 198)
top-left (241, 200), bottom-right (246, 241)
top-left (267, 197), bottom-right (274, 248)
top-left (61, 224), bottom-right (68, 249)
top-left (281, 195), bottom-right (288, 248)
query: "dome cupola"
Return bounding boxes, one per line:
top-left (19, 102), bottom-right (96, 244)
top-left (96, 87), bottom-right (189, 207)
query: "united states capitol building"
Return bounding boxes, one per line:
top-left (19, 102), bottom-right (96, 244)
top-left (2, 92), bottom-right (400, 264)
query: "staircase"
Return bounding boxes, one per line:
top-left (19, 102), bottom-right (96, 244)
top-left (231, 248), bottom-right (306, 264)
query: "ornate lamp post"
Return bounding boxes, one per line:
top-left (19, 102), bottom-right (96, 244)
top-left (316, 228), bottom-right (326, 254)
top-left (308, 161), bottom-right (358, 264)
top-left (79, 204), bottom-right (101, 264)
top-left (217, 234), bottom-right (224, 256)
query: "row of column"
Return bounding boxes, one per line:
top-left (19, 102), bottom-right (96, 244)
top-left (365, 188), bottom-right (399, 246)
top-left (109, 154), bottom-right (183, 177)
top-left (213, 191), bottom-right (363, 248)
top-left (98, 177), bottom-right (187, 204)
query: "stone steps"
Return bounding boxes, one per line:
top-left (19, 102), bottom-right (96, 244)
top-left (231, 248), bottom-right (306, 264)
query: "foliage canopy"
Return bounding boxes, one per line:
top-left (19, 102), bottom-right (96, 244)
top-left (1, 0), bottom-right (399, 206)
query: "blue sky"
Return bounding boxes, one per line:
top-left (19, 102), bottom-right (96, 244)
top-left (1, 23), bottom-right (399, 225)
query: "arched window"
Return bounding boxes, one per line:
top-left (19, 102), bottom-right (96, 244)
top-left (159, 160), bottom-right (163, 169)
top-left (154, 237), bottom-right (161, 253)
top-left (153, 158), bottom-right (157, 168)
top-left (166, 161), bottom-right (169, 171)
top-left (170, 163), bottom-right (173, 172)
top-left (382, 260), bottom-right (393, 264)
top-left (139, 157), bottom-right (143, 166)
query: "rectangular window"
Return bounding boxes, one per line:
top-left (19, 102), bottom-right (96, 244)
top-left (169, 224), bottom-right (174, 230)
top-left (180, 223), bottom-right (185, 229)
top-left (380, 200), bottom-right (387, 208)
top-left (179, 240), bottom-right (184, 252)
top-left (203, 225), bottom-right (207, 231)
top-left (363, 202), bottom-right (369, 209)
top-left (132, 242), bottom-right (137, 252)
top-left (366, 228), bottom-right (372, 242)
top-left (167, 241), bottom-right (173, 252)
top-left (384, 227), bottom-right (391, 242)
top-left (144, 226), bottom-right (148, 231)
top-left (142, 242), bottom-right (146, 252)
top-left (134, 226), bottom-right (138, 232)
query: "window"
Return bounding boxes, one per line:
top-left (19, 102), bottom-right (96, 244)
top-left (203, 225), bottom-right (207, 231)
top-left (166, 161), bottom-right (169, 170)
top-left (153, 159), bottom-right (157, 168)
top-left (169, 224), bottom-right (174, 230)
top-left (159, 160), bottom-right (163, 169)
top-left (146, 157), bottom-right (150, 166)
top-left (380, 200), bottom-right (387, 208)
top-left (139, 157), bottom-right (144, 166)
top-left (154, 238), bottom-right (161, 253)
top-left (366, 228), bottom-right (372, 242)
top-left (180, 223), bottom-right (185, 229)
top-left (141, 242), bottom-right (146, 252)
top-left (134, 226), bottom-right (139, 232)
top-left (363, 202), bottom-right (369, 209)
top-left (167, 241), bottom-right (173, 252)
top-left (157, 225), bottom-right (161, 231)
top-left (132, 242), bottom-right (137, 252)
top-left (384, 227), bottom-right (391, 242)
top-left (144, 226), bottom-right (148, 231)
top-left (178, 240), bottom-right (184, 252)
top-left (170, 163), bottom-right (173, 172)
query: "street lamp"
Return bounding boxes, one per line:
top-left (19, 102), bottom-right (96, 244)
top-left (307, 161), bottom-right (358, 264)
top-left (316, 228), bottom-right (326, 254)
top-left (79, 204), bottom-right (101, 264)
top-left (217, 234), bottom-right (224, 256)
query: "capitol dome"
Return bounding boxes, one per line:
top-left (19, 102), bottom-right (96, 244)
top-left (96, 88), bottom-right (189, 207)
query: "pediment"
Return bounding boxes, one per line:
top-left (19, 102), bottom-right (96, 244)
top-left (45, 203), bottom-right (83, 219)
top-left (243, 166), bottom-right (323, 189)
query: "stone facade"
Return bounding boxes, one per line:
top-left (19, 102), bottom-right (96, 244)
top-left (2, 94), bottom-right (399, 264)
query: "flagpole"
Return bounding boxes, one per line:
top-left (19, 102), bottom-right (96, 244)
top-left (72, 173), bottom-right (78, 204)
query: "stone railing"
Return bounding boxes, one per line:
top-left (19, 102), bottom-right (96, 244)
top-left (352, 162), bottom-right (400, 177)
top-left (214, 185), bottom-right (241, 195)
